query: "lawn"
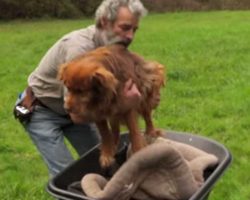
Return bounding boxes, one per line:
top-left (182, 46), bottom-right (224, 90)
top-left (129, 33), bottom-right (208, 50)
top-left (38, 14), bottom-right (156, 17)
top-left (1, 11), bottom-right (250, 199)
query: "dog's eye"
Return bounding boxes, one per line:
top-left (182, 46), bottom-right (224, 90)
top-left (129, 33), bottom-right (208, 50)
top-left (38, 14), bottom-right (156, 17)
top-left (92, 85), bottom-right (102, 95)
top-left (70, 88), bottom-right (87, 94)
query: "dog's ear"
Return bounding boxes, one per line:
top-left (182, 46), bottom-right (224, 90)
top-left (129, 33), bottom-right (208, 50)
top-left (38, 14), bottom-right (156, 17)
top-left (92, 67), bottom-right (118, 95)
top-left (58, 63), bottom-right (70, 86)
top-left (58, 61), bottom-right (118, 95)
top-left (58, 60), bottom-right (91, 90)
top-left (58, 62), bottom-right (79, 89)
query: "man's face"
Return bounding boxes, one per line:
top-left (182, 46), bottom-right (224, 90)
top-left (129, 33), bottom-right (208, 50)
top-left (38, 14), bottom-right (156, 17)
top-left (102, 6), bottom-right (140, 47)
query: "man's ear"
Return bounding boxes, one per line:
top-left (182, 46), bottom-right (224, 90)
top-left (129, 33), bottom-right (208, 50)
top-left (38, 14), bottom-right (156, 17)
top-left (100, 17), bottom-right (110, 29)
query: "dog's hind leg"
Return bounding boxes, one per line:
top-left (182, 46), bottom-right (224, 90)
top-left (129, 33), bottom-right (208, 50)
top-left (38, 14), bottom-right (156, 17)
top-left (96, 120), bottom-right (116, 168)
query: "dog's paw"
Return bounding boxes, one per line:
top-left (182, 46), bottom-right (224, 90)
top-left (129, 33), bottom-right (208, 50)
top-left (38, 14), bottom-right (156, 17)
top-left (146, 128), bottom-right (164, 137)
top-left (99, 154), bottom-right (115, 168)
top-left (132, 136), bottom-right (147, 153)
top-left (145, 129), bottom-right (164, 144)
top-left (154, 129), bottom-right (164, 137)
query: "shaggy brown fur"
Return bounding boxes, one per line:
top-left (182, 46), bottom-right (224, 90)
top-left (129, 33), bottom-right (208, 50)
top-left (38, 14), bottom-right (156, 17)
top-left (59, 44), bottom-right (165, 168)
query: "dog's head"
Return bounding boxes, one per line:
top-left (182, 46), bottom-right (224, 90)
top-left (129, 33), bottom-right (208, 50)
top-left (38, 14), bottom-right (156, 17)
top-left (58, 58), bottom-right (118, 123)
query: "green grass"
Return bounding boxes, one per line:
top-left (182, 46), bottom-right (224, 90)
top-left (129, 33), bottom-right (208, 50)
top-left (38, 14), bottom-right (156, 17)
top-left (1, 11), bottom-right (250, 199)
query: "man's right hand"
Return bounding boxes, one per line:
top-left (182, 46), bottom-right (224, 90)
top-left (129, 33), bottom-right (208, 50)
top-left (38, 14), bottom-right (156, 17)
top-left (122, 79), bottom-right (141, 109)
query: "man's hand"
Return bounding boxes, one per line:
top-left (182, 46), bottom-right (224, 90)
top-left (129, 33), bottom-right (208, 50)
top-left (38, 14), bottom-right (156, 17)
top-left (122, 79), bottom-right (141, 109)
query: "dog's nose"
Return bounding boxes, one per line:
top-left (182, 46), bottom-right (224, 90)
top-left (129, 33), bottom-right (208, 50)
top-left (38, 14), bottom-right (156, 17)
top-left (64, 104), bottom-right (72, 113)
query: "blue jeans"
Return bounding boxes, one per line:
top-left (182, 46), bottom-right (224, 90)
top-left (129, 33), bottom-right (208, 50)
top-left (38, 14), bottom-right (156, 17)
top-left (23, 105), bottom-right (100, 177)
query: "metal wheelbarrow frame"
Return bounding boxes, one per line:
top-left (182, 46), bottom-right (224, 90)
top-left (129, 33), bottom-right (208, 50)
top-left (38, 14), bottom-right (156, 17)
top-left (47, 130), bottom-right (232, 200)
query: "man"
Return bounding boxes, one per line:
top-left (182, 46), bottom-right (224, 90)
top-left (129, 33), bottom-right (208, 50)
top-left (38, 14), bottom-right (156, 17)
top-left (19, 0), bottom-right (148, 177)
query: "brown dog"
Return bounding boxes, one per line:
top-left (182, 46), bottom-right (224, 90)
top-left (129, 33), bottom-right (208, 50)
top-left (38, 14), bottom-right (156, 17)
top-left (59, 45), bottom-right (165, 168)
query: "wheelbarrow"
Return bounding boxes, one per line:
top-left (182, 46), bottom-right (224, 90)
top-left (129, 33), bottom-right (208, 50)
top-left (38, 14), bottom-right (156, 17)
top-left (47, 130), bottom-right (232, 200)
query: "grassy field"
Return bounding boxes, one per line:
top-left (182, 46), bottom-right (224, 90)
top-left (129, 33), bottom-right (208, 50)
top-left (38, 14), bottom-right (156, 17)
top-left (1, 11), bottom-right (250, 199)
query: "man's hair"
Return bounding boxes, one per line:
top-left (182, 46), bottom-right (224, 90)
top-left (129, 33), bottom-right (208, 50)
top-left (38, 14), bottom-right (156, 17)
top-left (95, 0), bottom-right (147, 28)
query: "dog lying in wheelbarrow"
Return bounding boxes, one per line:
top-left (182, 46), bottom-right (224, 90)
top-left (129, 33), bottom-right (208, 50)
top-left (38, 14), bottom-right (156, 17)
top-left (58, 44), bottom-right (165, 168)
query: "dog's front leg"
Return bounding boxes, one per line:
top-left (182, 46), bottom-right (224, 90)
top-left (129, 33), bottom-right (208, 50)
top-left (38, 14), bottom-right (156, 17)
top-left (96, 120), bottom-right (116, 168)
top-left (125, 110), bottom-right (146, 152)
top-left (142, 109), bottom-right (163, 138)
top-left (110, 117), bottom-right (120, 146)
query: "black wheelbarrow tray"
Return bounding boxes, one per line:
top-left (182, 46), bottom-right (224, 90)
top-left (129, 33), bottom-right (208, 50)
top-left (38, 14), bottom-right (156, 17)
top-left (46, 130), bottom-right (232, 200)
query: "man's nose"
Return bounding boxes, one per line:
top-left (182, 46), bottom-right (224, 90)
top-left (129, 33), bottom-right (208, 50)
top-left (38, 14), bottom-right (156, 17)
top-left (126, 29), bottom-right (134, 41)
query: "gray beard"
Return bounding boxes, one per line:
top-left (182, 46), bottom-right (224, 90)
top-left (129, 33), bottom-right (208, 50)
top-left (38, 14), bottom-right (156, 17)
top-left (100, 30), bottom-right (123, 46)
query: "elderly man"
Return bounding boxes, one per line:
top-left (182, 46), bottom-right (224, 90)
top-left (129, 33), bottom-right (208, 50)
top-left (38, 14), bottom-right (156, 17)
top-left (17, 0), bottom-right (148, 177)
